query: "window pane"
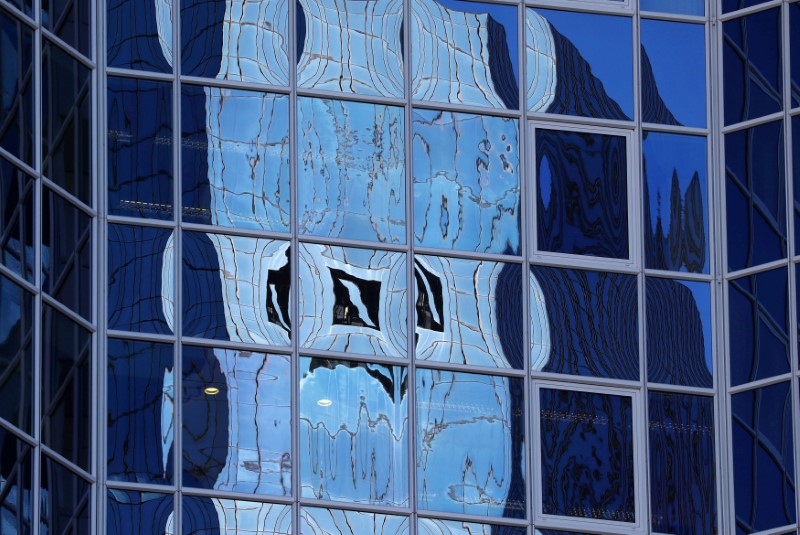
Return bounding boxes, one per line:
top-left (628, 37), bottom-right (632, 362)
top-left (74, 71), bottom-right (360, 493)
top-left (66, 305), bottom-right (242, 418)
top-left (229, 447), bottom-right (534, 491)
top-left (418, 519), bottom-right (525, 535)
top-left (723, 0), bottom-right (773, 15)
top-left (40, 0), bottom-right (90, 56)
top-left (40, 455), bottom-right (90, 534)
top-left (0, 156), bottom-right (35, 283)
top-left (640, 0), bottom-right (703, 16)
top-left (794, 116), bottom-right (800, 253)
top-left (107, 0), bottom-right (172, 72)
top-left (0, 427), bottom-right (33, 534)
top-left (107, 490), bottom-right (174, 534)
top-left (0, 10), bottom-right (34, 165)
top-left (301, 507), bottom-right (409, 535)
top-left (183, 497), bottom-right (291, 534)
top-left (792, 4), bottom-right (800, 108)
top-left (0, 274), bottom-right (33, 432)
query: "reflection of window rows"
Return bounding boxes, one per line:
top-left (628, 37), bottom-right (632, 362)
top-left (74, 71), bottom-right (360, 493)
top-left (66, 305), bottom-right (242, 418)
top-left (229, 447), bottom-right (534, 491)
top-left (539, 410), bottom-right (609, 426)
top-left (648, 420), bottom-right (713, 436)
top-left (564, 506), bottom-right (635, 522)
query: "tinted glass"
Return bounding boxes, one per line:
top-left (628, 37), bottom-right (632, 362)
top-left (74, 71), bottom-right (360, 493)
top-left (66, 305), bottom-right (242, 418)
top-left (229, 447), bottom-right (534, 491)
top-left (0, 11), bottom-right (34, 165)
top-left (419, 519), bottom-right (525, 535)
top-left (107, 0), bottom-right (172, 72)
top-left (412, 110), bottom-right (520, 255)
top-left (40, 456), bottom-right (90, 534)
top-left (301, 507), bottom-right (409, 535)
top-left (108, 76), bottom-right (174, 220)
top-left (413, 0), bottom-right (518, 109)
top-left (416, 370), bottom-right (526, 518)
top-left (182, 232), bottom-right (291, 345)
top-left (0, 274), bottom-right (33, 432)
top-left (40, 0), bottom-right (90, 56)
top-left (640, 0), bottom-right (703, 16)
top-left (182, 85), bottom-right (290, 231)
top-left (794, 116), bottom-right (800, 253)
top-left (183, 497), bottom-right (291, 534)
top-left (300, 357), bottom-right (408, 506)
top-left (793, 4), bottom-right (800, 108)
top-left (0, 427), bottom-right (33, 535)
top-left (723, 0), bottom-right (773, 15)
top-left (107, 490), bottom-right (174, 535)
top-left (0, 156), bottom-right (35, 282)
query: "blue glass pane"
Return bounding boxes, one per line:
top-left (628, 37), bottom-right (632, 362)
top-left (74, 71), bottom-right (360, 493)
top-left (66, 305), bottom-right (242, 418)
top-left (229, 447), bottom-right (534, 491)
top-left (536, 128), bottom-right (629, 259)
top-left (649, 392), bottom-right (717, 534)
top-left (732, 382), bottom-right (795, 533)
top-left (640, 0), bottom-right (703, 16)
top-left (0, 11), bottom-right (34, 165)
top-left (412, 110), bottom-right (520, 255)
top-left (299, 243), bottom-right (407, 358)
top-left (416, 370), bottom-right (526, 518)
top-left (530, 266), bottom-right (638, 380)
top-left (0, 427), bottom-right (32, 535)
top-left (643, 132), bottom-right (708, 273)
top-left (539, 388), bottom-right (635, 523)
top-left (419, 519), bottom-right (525, 535)
top-left (0, 274), bottom-right (33, 433)
top-left (726, 120), bottom-right (786, 271)
top-left (794, 116), bottom-right (800, 253)
top-left (412, 0), bottom-right (518, 109)
top-left (107, 339), bottom-right (174, 485)
top-left (108, 76), bottom-right (174, 220)
top-left (40, 455), bottom-right (90, 534)
top-left (300, 357), bottom-right (408, 507)
top-left (647, 278), bottom-right (712, 387)
top-left (527, 9), bottom-right (632, 120)
top-left (183, 497), bottom-right (291, 535)
top-left (729, 268), bottom-right (790, 387)
top-left (301, 507), bottom-right (409, 535)
top-left (297, 97), bottom-right (406, 243)
top-left (723, 9), bottom-right (782, 126)
top-left (40, 0), bottom-right (90, 56)
top-left (107, 490), bottom-right (173, 534)
top-left (107, 0), bottom-right (172, 72)
top-left (0, 156), bottom-right (34, 283)
top-left (792, 4), bottom-right (800, 108)
top-left (182, 346), bottom-right (291, 496)
top-left (183, 231), bottom-right (291, 346)
top-left (723, 0), bottom-right (772, 15)
top-left (108, 224), bottom-right (174, 334)
top-left (641, 20), bottom-right (705, 128)
top-left (415, 256), bottom-right (522, 369)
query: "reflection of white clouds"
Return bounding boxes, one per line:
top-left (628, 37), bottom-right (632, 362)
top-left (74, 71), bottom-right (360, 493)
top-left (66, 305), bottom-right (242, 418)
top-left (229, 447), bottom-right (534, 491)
top-left (418, 518), bottom-right (504, 535)
top-left (530, 270), bottom-right (551, 372)
top-left (154, 0), bottom-right (172, 66)
top-left (300, 507), bottom-right (409, 535)
top-left (175, 499), bottom-right (292, 535)
top-left (160, 367), bottom-right (174, 479)
top-left (526, 10), bottom-right (557, 113)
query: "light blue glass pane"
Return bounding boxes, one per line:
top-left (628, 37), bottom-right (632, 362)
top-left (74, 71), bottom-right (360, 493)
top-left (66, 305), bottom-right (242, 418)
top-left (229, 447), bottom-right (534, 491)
top-left (641, 0), bottom-right (703, 16)
top-left (412, 110), bottom-right (520, 254)
top-left (107, 490), bottom-right (173, 534)
top-left (300, 507), bottom-right (409, 534)
top-left (416, 370), bottom-right (526, 518)
top-left (300, 357), bottom-right (409, 507)
top-left (183, 497), bottom-right (291, 534)
top-left (299, 243), bottom-right (407, 357)
top-left (297, 97), bottom-right (406, 243)
top-left (419, 519), bottom-right (525, 535)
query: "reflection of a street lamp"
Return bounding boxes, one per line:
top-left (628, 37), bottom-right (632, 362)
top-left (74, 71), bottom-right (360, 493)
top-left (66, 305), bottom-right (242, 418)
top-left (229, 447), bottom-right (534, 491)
top-left (204, 386), bottom-right (220, 396)
top-left (317, 398), bottom-right (333, 407)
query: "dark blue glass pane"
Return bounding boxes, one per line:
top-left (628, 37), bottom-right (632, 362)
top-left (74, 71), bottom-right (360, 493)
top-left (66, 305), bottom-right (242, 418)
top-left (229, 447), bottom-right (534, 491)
top-left (649, 392), bottom-right (717, 534)
top-left (108, 76), bottom-right (173, 220)
top-left (107, 0), bottom-right (172, 72)
top-left (107, 339), bottom-right (174, 485)
top-left (723, 0), bottom-right (773, 15)
top-left (418, 519), bottom-right (524, 535)
top-left (640, 0), bottom-right (703, 16)
top-left (794, 116), bottom-right (800, 253)
top-left (40, 0), bottom-right (90, 56)
top-left (0, 274), bottom-right (33, 433)
top-left (540, 388), bottom-right (635, 523)
top-left (726, 120), bottom-right (786, 271)
top-left (792, 4), bottom-right (800, 108)
top-left (732, 382), bottom-right (795, 533)
top-left (40, 456), bottom-right (90, 534)
top-left (647, 278), bottom-right (712, 387)
top-left (301, 507), bottom-right (409, 534)
top-left (0, 156), bottom-right (35, 283)
top-left (536, 128), bottom-right (628, 259)
top-left (107, 490), bottom-right (173, 535)
top-left (723, 9), bottom-right (782, 126)
top-left (183, 497), bottom-right (291, 534)
top-left (530, 266), bottom-right (638, 380)
top-left (729, 268), bottom-right (790, 386)
top-left (108, 224), bottom-right (174, 334)
top-left (0, 11), bottom-right (34, 165)
top-left (0, 426), bottom-right (33, 535)
top-left (643, 132), bottom-right (708, 273)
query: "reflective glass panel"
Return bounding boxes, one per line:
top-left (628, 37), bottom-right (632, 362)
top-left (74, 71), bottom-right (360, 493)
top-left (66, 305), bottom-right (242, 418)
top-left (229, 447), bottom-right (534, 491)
top-left (640, 0), bottom-right (703, 16)
top-left (108, 224), bottom-right (174, 335)
top-left (723, 9), bottom-right (782, 126)
top-left (732, 382), bottom-right (795, 533)
top-left (419, 519), bottom-right (525, 535)
top-left (793, 4), bottom-right (800, 108)
top-left (536, 128), bottom-right (629, 260)
top-left (412, 110), bottom-right (520, 255)
top-left (107, 338), bottom-right (174, 485)
top-left (40, 455), bottom-right (90, 534)
top-left (183, 347), bottom-right (291, 496)
top-left (182, 232), bottom-right (291, 346)
top-left (415, 255), bottom-right (522, 369)
top-left (539, 388), bottom-right (635, 523)
top-left (643, 132), bottom-right (708, 273)
top-left (530, 266), bottom-right (638, 380)
top-left (107, 0), bottom-right (173, 72)
top-left (300, 357), bottom-right (408, 507)
top-left (297, 97), bottom-right (406, 244)
top-left (108, 76), bottom-right (174, 220)
top-left (107, 490), bottom-right (174, 534)
top-left (299, 243), bottom-right (407, 358)
top-left (0, 274), bottom-right (33, 432)
top-left (723, 0), bottom-right (772, 15)
top-left (183, 497), bottom-right (291, 534)
top-left (300, 507), bottom-right (409, 535)
top-left (0, 427), bottom-right (33, 535)
top-left (182, 85), bottom-right (290, 231)
top-left (416, 370), bottom-right (526, 518)
top-left (0, 156), bottom-right (34, 283)
top-left (527, 9), bottom-right (632, 120)
top-left (40, 0), bottom-right (90, 55)
top-left (794, 116), bottom-right (800, 253)
top-left (412, 0), bottom-right (518, 110)
top-left (729, 268), bottom-right (790, 387)
top-left (0, 11), bottom-right (34, 165)
top-left (647, 278), bottom-right (712, 387)
top-left (726, 120), bottom-right (786, 271)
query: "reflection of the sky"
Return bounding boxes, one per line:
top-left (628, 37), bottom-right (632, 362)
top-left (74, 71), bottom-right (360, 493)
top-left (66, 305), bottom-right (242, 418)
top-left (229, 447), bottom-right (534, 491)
top-left (300, 507), bottom-right (409, 534)
top-left (419, 518), bottom-right (525, 535)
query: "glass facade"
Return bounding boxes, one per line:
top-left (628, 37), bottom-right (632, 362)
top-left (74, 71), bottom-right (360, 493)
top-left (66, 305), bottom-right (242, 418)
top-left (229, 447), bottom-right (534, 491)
top-left (0, 0), bottom-right (798, 532)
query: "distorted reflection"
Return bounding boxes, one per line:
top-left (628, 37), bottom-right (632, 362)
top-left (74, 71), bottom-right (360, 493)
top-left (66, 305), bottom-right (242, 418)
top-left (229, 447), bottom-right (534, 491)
top-left (418, 518), bottom-right (525, 535)
top-left (107, 0), bottom-right (172, 72)
top-left (300, 358), bottom-right (409, 506)
top-left (0, 272), bottom-right (33, 433)
top-left (0, 425), bottom-right (32, 534)
top-left (792, 4), bottom-right (800, 108)
top-left (107, 490), bottom-right (173, 534)
top-left (182, 497), bottom-right (292, 535)
top-left (416, 370), bottom-right (525, 518)
top-left (793, 116), bottom-right (800, 253)
top-left (300, 507), bottom-right (409, 534)
top-left (0, 10), bottom-right (34, 165)
top-left (0, 156), bottom-right (35, 283)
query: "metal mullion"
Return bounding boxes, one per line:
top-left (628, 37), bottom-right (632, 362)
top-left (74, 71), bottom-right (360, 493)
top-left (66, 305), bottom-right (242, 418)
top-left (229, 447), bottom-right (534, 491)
top-left (726, 257), bottom-right (790, 279)
top-left (297, 497), bottom-right (412, 516)
top-left (31, 0), bottom-right (42, 529)
top-left (0, 416), bottom-right (38, 446)
top-left (39, 444), bottom-right (96, 482)
top-left (106, 214), bottom-right (177, 229)
top-left (525, 0), bottom-right (633, 16)
top-left (720, 110), bottom-right (786, 134)
top-left (727, 371), bottom-right (796, 394)
top-left (297, 87), bottom-right (405, 107)
top-left (640, 122), bottom-right (710, 136)
top-left (181, 337), bottom-right (293, 355)
top-left (41, 293), bottom-right (95, 331)
top-left (0, 0), bottom-right (37, 27)
top-left (717, 0), bottom-right (782, 20)
top-left (412, 246), bottom-right (524, 264)
top-left (181, 74), bottom-right (290, 95)
top-left (172, 0), bottom-right (183, 527)
top-left (40, 28), bottom-right (95, 69)
top-left (414, 359), bottom-right (525, 377)
top-left (297, 235), bottom-right (409, 252)
top-left (640, 10), bottom-right (707, 23)
top-left (526, 110), bottom-right (636, 131)
top-left (416, 509), bottom-right (530, 527)
top-left (646, 381), bottom-right (716, 396)
top-left (411, 98), bottom-right (522, 119)
top-left (105, 66), bottom-right (175, 82)
top-left (181, 222), bottom-right (292, 241)
top-left (181, 486), bottom-right (294, 504)
top-left (297, 347), bottom-right (408, 366)
top-left (0, 263), bottom-right (38, 294)
top-left (106, 329), bottom-right (175, 343)
top-left (0, 146), bottom-right (38, 176)
top-left (529, 251), bottom-right (640, 274)
top-left (41, 177), bottom-right (97, 217)
top-left (642, 268), bottom-right (714, 281)
top-left (105, 480), bottom-right (178, 493)
top-left (530, 370), bottom-right (642, 390)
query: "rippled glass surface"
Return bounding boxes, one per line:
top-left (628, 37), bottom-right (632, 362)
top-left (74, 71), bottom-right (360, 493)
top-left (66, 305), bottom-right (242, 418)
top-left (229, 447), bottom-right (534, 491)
top-left (183, 497), bottom-right (291, 534)
top-left (415, 255), bottom-right (522, 369)
top-left (300, 358), bottom-right (408, 506)
top-left (0, 11), bottom-right (34, 165)
top-left (726, 120), bottom-right (786, 271)
top-left (539, 388), bottom-right (635, 523)
top-left (0, 156), bottom-right (34, 282)
top-left (417, 370), bottom-right (525, 518)
top-left (723, 9), bottom-right (782, 126)
top-left (41, 0), bottom-right (90, 55)
top-left (0, 426), bottom-right (32, 534)
top-left (729, 268), bottom-right (789, 387)
top-left (183, 232), bottom-right (291, 345)
top-left (300, 507), bottom-right (409, 535)
top-left (530, 266), bottom-right (638, 379)
top-left (643, 132), bottom-right (708, 273)
top-left (108, 76), bottom-right (174, 220)
top-left (40, 455), bottom-right (90, 534)
top-left (108, 224), bottom-right (174, 334)
top-left (649, 392), bottom-right (716, 535)
top-left (647, 278), bottom-right (712, 387)
top-left (297, 97), bottom-right (405, 243)
top-left (793, 4), bottom-right (800, 108)
top-left (107, 0), bottom-right (172, 72)
top-left (536, 128), bottom-right (628, 260)
top-left (182, 85), bottom-right (290, 231)
top-left (107, 490), bottom-right (174, 534)
top-left (418, 519), bottom-right (525, 535)
top-left (640, 0), bottom-right (703, 16)
top-left (412, 110), bottom-right (520, 255)
top-left (299, 243), bottom-right (407, 358)
top-left (527, 9), bottom-right (632, 120)
top-left (412, 0), bottom-right (518, 109)
top-left (107, 338), bottom-right (174, 485)
top-left (732, 382), bottom-right (795, 533)
top-left (183, 347), bottom-right (291, 496)
top-left (0, 274), bottom-right (33, 432)
top-left (297, 0), bottom-right (403, 97)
